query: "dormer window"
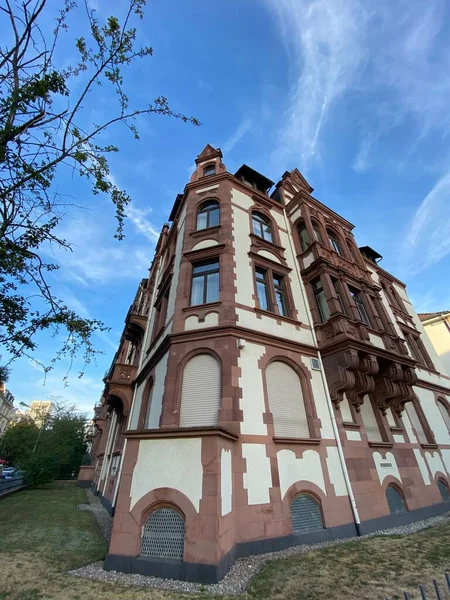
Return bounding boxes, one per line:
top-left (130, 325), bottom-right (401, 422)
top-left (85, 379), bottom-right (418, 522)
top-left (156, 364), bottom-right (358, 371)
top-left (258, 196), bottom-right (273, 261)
top-left (252, 212), bottom-right (273, 243)
top-left (327, 229), bottom-right (344, 256)
top-left (203, 164), bottom-right (216, 177)
top-left (196, 200), bottom-right (220, 230)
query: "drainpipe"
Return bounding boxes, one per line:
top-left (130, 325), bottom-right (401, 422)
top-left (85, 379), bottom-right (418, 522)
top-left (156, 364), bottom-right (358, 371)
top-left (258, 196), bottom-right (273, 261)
top-left (282, 208), bottom-right (362, 535)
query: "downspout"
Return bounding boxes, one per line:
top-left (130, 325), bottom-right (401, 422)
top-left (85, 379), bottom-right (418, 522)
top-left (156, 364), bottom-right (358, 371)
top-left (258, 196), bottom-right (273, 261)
top-left (282, 207), bottom-right (362, 534)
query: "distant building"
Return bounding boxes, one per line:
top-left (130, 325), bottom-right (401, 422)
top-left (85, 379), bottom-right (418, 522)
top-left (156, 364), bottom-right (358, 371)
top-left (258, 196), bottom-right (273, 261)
top-left (0, 382), bottom-right (15, 436)
top-left (25, 400), bottom-right (54, 426)
top-left (419, 311), bottom-right (450, 377)
top-left (86, 145), bottom-right (450, 583)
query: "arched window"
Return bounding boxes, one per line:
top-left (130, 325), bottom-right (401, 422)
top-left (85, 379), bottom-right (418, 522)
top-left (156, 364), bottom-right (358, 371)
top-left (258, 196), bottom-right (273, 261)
top-left (437, 399), bottom-right (450, 432)
top-left (196, 200), bottom-right (220, 230)
top-left (327, 229), bottom-right (344, 256)
top-left (438, 479), bottom-right (450, 502)
top-left (346, 240), bottom-right (360, 264)
top-left (203, 164), bottom-right (216, 177)
top-left (390, 285), bottom-right (404, 311)
top-left (386, 485), bottom-right (407, 514)
top-left (298, 222), bottom-right (310, 251)
top-left (180, 354), bottom-right (221, 427)
top-left (291, 494), bottom-right (324, 534)
top-left (140, 378), bottom-right (154, 429)
top-left (252, 211), bottom-right (273, 243)
top-left (266, 361), bottom-right (309, 438)
top-left (141, 507), bottom-right (185, 559)
top-left (311, 220), bottom-right (322, 244)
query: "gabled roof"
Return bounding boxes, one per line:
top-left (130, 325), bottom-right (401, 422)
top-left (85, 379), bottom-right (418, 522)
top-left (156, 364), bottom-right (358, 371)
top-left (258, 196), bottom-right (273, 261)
top-left (195, 144), bottom-right (222, 164)
top-left (418, 311), bottom-right (450, 322)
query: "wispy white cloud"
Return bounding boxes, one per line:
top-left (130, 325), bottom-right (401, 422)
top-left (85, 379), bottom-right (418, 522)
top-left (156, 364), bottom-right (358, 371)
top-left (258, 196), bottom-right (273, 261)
top-left (400, 173), bottom-right (450, 274)
top-left (264, 0), bottom-right (450, 170)
top-left (222, 117), bottom-right (253, 154)
top-left (126, 204), bottom-right (161, 242)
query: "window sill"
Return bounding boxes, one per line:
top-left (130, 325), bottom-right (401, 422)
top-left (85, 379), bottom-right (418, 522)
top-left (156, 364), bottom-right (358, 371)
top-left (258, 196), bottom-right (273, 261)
top-left (249, 233), bottom-right (286, 253)
top-left (184, 243), bottom-right (226, 260)
top-left (420, 443), bottom-right (439, 450)
top-left (190, 225), bottom-right (221, 238)
top-left (389, 426), bottom-right (404, 434)
top-left (342, 421), bottom-right (360, 430)
top-left (274, 437), bottom-right (321, 445)
top-left (368, 441), bottom-right (394, 448)
top-left (254, 307), bottom-right (302, 327)
top-left (182, 301), bottom-right (222, 312)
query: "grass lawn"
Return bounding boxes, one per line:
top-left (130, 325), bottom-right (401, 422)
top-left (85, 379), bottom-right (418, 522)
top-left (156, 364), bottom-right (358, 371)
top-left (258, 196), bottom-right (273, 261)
top-left (0, 485), bottom-right (449, 600)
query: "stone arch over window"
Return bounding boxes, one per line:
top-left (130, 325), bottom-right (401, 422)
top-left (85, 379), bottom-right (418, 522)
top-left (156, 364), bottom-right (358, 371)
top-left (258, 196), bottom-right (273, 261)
top-left (179, 352), bottom-right (221, 427)
top-left (437, 397), bottom-right (450, 433)
top-left (141, 505), bottom-right (185, 559)
top-left (251, 210), bottom-right (274, 243)
top-left (290, 492), bottom-right (324, 534)
top-left (437, 478), bottom-right (450, 502)
top-left (265, 360), bottom-right (310, 438)
top-left (326, 228), bottom-right (344, 256)
top-left (203, 163), bottom-right (216, 177)
top-left (386, 484), bottom-right (407, 514)
top-left (196, 199), bottom-right (220, 230)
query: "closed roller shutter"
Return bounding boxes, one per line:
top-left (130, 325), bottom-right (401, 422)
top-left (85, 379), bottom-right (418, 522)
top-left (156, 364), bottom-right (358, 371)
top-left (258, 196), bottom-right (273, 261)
top-left (266, 361), bottom-right (309, 438)
top-left (179, 354), bottom-right (220, 427)
top-left (386, 485), bottom-right (407, 514)
top-left (438, 480), bottom-right (450, 502)
top-left (291, 494), bottom-right (324, 534)
top-left (141, 508), bottom-right (185, 559)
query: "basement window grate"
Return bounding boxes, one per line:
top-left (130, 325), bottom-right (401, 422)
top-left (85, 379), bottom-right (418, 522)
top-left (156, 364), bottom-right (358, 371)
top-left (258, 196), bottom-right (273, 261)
top-left (290, 494), bottom-right (324, 534)
top-left (141, 508), bottom-right (185, 559)
top-left (386, 485), bottom-right (407, 514)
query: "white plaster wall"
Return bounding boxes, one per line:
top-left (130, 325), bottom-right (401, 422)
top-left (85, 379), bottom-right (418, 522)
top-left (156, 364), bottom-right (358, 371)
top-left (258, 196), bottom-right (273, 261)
top-left (129, 380), bottom-right (144, 429)
top-left (346, 430), bottom-right (361, 441)
top-left (277, 448), bottom-right (326, 498)
top-left (425, 451), bottom-right (447, 478)
top-left (393, 434), bottom-right (405, 443)
top-left (191, 239), bottom-right (219, 251)
top-left (413, 449), bottom-right (431, 485)
top-left (326, 447), bottom-right (348, 496)
top-left (415, 367), bottom-right (450, 390)
top-left (236, 308), bottom-right (314, 344)
top-left (373, 451), bottom-right (402, 485)
top-left (184, 311), bottom-right (219, 331)
top-left (414, 386), bottom-right (450, 445)
top-left (196, 184), bottom-right (219, 195)
top-left (238, 342), bottom-right (267, 435)
top-left (441, 449), bottom-right (450, 474)
top-left (302, 251), bottom-right (315, 269)
top-left (257, 249), bottom-right (281, 263)
top-left (242, 444), bottom-right (272, 504)
top-left (221, 448), bottom-right (232, 516)
top-left (130, 438), bottom-right (202, 510)
top-left (279, 229), bottom-right (310, 325)
top-left (288, 207), bottom-right (302, 222)
top-left (339, 395), bottom-right (353, 422)
top-left (402, 410), bottom-right (417, 443)
top-left (147, 351), bottom-right (169, 429)
top-left (360, 396), bottom-right (383, 442)
top-left (369, 333), bottom-right (385, 349)
top-left (423, 320), bottom-right (450, 377)
top-left (232, 190), bottom-right (255, 309)
top-left (300, 356), bottom-right (334, 439)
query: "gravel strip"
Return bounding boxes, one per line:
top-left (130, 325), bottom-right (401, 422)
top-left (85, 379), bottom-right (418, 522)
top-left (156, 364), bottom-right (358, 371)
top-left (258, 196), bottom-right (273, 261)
top-left (69, 501), bottom-right (450, 596)
top-left (78, 488), bottom-right (113, 544)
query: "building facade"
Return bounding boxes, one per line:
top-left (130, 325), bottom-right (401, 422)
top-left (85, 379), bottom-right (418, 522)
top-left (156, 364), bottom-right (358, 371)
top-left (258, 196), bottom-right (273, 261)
top-left (419, 311), bottom-right (450, 378)
top-left (0, 382), bottom-right (15, 436)
top-left (85, 145), bottom-right (450, 583)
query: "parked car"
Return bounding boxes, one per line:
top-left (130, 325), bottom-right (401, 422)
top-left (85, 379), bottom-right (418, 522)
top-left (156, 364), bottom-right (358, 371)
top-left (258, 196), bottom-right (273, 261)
top-left (1, 467), bottom-right (16, 479)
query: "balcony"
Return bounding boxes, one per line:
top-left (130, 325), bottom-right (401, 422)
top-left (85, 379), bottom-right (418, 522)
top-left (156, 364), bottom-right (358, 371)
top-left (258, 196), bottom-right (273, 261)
top-left (104, 363), bottom-right (137, 417)
top-left (124, 300), bottom-right (150, 346)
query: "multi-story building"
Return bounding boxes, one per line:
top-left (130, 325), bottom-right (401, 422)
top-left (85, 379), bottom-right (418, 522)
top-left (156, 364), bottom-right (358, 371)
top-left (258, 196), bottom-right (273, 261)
top-left (419, 311), bottom-right (450, 378)
top-left (0, 382), bottom-right (15, 436)
top-left (83, 145), bottom-right (450, 583)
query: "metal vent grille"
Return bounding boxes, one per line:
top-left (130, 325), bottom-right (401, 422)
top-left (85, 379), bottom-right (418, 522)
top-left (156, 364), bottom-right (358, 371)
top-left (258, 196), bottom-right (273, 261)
top-left (141, 508), bottom-right (185, 559)
top-left (386, 485), bottom-right (407, 514)
top-left (438, 480), bottom-right (450, 502)
top-left (290, 494), bottom-right (324, 534)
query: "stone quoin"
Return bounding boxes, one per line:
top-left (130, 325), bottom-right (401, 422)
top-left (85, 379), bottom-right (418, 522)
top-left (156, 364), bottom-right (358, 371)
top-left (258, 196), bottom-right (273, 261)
top-left (83, 145), bottom-right (450, 583)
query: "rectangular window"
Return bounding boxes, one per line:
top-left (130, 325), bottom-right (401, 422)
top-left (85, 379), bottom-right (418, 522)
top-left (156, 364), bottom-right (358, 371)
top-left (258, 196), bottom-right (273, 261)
top-left (332, 278), bottom-right (347, 315)
top-left (256, 268), bottom-right (270, 311)
top-left (348, 286), bottom-right (371, 326)
top-left (312, 278), bottom-right (330, 323)
top-left (273, 274), bottom-right (287, 316)
top-left (190, 259), bottom-right (219, 305)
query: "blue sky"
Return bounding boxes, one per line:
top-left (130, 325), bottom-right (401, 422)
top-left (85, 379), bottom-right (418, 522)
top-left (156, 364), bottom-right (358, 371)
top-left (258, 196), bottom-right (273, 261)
top-left (8, 0), bottom-right (450, 413)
